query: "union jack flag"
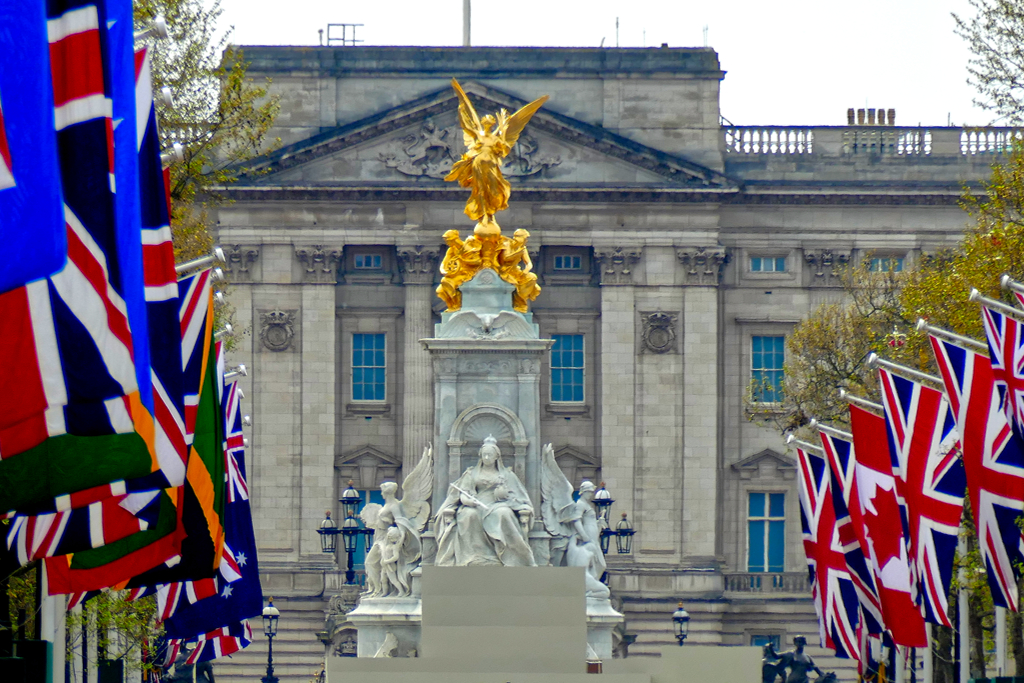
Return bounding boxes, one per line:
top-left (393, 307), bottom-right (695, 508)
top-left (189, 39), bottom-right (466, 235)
top-left (164, 620), bottom-right (253, 667)
top-left (817, 430), bottom-right (884, 637)
top-left (877, 369), bottom-right (964, 627)
top-left (981, 305), bottom-right (1024, 439)
top-left (796, 445), bottom-right (861, 658)
top-left (0, 90), bottom-right (13, 191)
top-left (224, 382), bottom-right (248, 503)
top-left (931, 335), bottom-right (1024, 610)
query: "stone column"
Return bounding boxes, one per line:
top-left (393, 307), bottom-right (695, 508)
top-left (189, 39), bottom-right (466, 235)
top-left (594, 247), bottom-right (641, 534)
top-left (676, 247), bottom-right (727, 561)
top-left (296, 245), bottom-right (342, 560)
top-left (397, 246), bottom-right (440, 474)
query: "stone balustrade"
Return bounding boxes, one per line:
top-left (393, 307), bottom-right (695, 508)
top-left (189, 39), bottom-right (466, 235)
top-left (723, 126), bottom-right (1022, 157)
top-left (723, 572), bottom-right (810, 594)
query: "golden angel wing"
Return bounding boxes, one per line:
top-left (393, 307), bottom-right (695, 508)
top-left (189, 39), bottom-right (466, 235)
top-left (450, 78), bottom-right (482, 148)
top-left (502, 94), bottom-right (549, 148)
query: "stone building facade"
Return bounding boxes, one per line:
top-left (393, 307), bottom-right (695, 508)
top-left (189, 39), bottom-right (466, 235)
top-left (211, 46), bottom-right (1012, 680)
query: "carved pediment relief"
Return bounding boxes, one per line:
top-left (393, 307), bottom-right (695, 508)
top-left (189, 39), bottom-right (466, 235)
top-left (244, 82), bottom-right (735, 190)
top-left (731, 448), bottom-right (796, 481)
top-left (335, 445), bottom-right (401, 489)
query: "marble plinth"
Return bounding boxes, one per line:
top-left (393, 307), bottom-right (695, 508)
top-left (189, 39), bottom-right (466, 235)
top-left (586, 597), bottom-right (624, 660)
top-left (345, 595), bottom-right (422, 657)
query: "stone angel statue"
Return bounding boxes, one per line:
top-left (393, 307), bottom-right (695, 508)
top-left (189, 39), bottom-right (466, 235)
top-left (539, 443), bottom-right (609, 598)
top-left (361, 445), bottom-right (434, 598)
top-left (444, 78), bottom-right (549, 234)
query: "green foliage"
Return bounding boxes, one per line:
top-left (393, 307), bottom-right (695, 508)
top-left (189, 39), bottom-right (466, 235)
top-left (66, 592), bottom-right (161, 675)
top-left (953, 0), bottom-right (1024, 124)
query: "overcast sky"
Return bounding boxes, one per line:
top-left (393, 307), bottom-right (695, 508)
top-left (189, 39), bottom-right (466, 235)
top-left (216, 0), bottom-right (992, 127)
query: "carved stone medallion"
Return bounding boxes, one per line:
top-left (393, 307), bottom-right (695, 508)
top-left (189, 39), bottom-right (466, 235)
top-left (259, 309), bottom-right (296, 352)
top-left (641, 312), bottom-right (677, 354)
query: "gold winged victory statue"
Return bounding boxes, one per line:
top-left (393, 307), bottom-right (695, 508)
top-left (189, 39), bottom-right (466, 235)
top-left (437, 79), bottom-right (548, 313)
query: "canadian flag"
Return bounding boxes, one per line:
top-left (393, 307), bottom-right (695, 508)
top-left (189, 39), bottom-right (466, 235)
top-left (0, 91), bottom-right (14, 190)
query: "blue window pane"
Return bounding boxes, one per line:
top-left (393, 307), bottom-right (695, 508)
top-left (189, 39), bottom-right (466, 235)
top-left (751, 257), bottom-right (762, 272)
top-left (374, 368), bottom-right (385, 385)
top-left (775, 257), bottom-right (786, 272)
top-left (769, 492), bottom-right (785, 517)
top-left (353, 335), bottom-right (363, 350)
top-left (550, 334), bottom-right (584, 403)
top-left (353, 333), bottom-right (386, 402)
top-left (375, 350), bottom-right (385, 366)
top-left (748, 520), bottom-right (765, 572)
top-left (352, 384), bottom-right (364, 401)
top-left (749, 492), bottom-right (765, 517)
top-left (768, 520), bottom-right (785, 571)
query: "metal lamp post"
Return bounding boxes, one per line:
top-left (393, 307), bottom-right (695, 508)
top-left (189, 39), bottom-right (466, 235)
top-left (341, 514), bottom-right (362, 584)
top-left (262, 599), bottom-right (280, 683)
top-left (615, 512), bottom-right (635, 554)
top-left (593, 483), bottom-right (615, 555)
top-left (672, 601), bottom-right (690, 646)
top-left (335, 481), bottom-right (375, 584)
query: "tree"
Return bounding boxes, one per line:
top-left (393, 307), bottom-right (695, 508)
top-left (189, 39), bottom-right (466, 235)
top-left (134, 0), bottom-right (279, 264)
top-left (953, 0), bottom-right (1024, 124)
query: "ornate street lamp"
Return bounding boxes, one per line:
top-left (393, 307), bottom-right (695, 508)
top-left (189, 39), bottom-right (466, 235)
top-left (672, 601), bottom-right (690, 646)
top-left (593, 482), bottom-right (614, 524)
top-left (262, 599), bottom-right (280, 683)
top-left (615, 512), bottom-right (635, 554)
top-left (317, 510), bottom-right (340, 554)
top-left (339, 480), bottom-right (362, 518)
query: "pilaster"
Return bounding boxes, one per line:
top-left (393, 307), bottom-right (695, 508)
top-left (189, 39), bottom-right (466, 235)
top-left (677, 247), bottom-right (725, 560)
top-left (594, 247), bottom-right (641, 538)
top-left (397, 246), bottom-right (440, 474)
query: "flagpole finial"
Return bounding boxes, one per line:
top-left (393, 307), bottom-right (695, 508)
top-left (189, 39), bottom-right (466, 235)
top-left (916, 318), bottom-right (928, 332)
top-left (969, 288), bottom-right (982, 302)
top-left (808, 418), bottom-right (818, 429)
top-left (1001, 273), bottom-right (1013, 289)
top-left (866, 352), bottom-right (879, 369)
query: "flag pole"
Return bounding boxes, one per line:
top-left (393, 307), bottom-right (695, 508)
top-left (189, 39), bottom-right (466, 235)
top-left (895, 646), bottom-right (906, 683)
top-left (922, 624), bottom-right (932, 683)
top-left (996, 606), bottom-right (1006, 676)
top-left (958, 534), bottom-right (969, 683)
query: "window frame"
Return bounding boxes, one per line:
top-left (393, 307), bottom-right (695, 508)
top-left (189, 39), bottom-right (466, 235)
top-left (553, 254), bottom-right (583, 272)
top-left (868, 256), bottom-right (904, 273)
top-left (749, 256), bottom-right (787, 273)
top-left (550, 333), bottom-right (585, 403)
top-left (351, 332), bottom-right (387, 403)
top-left (746, 491), bottom-right (786, 573)
top-left (353, 252), bottom-right (383, 270)
top-left (750, 334), bottom-right (786, 404)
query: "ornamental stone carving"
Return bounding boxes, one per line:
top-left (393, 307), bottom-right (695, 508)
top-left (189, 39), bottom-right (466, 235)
top-left (641, 312), bottom-right (677, 354)
top-left (378, 120), bottom-right (560, 179)
top-left (295, 245), bottom-right (342, 283)
top-left (259, 309), bottom-right (296, 352)
top-left (677, 247), bottom-right (728, 285)
top-left (804, 249), bottom-right (850, 286)
top-left (594, 247), bottom-right (641, 286)
top-left (223, 245), bottom-right (259, 281)
top-left (396, 246), bottom-right (440, 285)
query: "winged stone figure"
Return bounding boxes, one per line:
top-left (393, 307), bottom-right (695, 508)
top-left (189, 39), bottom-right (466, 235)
top-left (362, 445), bottom-right (434, 598)
top-left (444, 78), bottom-right (549, 233)
top-left (539, 443), bottom-right (609, 598)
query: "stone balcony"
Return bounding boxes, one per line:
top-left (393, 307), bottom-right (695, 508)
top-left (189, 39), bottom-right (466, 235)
top-left (722, 125), bottom-right (1021, 185)
top-left (723, 571), bottom-right (811, 595)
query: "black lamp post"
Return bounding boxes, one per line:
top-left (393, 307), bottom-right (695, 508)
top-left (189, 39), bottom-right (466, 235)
top-left (317, 510), bottom-right (340, 554)
top-left (341, 514), bottom-right (363, 584)
top-left (672, 601), bottom-right (690, 646)
top-left (262, 599), bottom-right (280, 683)
top-left (339, 480), bottom-right (362, 518)
top-left (615, 512), bottom-right (635, 554)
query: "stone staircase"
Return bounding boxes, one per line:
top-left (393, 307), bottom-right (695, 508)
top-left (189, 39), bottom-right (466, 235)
top-left (211, 596), bottom-right (328, 683)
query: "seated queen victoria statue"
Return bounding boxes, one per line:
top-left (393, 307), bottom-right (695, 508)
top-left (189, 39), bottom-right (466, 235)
top-left (435, 435), bottom-right (536, 566)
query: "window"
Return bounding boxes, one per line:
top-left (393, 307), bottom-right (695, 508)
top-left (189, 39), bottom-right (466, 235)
top-left (751, 335), bottom-right (785, 403)
top-left (748, 492), bottom-right (785, 572)
top-left (551, 334), bottom-right (584, 402)
top-left (352, 333), bottom-right (386, 401)
top-left (869, 257), bottom-right (903, 273)
top-left (354, 253), bottom-right (382, 270)
top-left (750, 634), bottom-right (781, 649)
top-left (554, 255), bottom-right (582, 271)
top-left (750, 256), bottom-right (786, 273)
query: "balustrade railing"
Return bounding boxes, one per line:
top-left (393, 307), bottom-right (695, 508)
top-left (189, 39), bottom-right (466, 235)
top-left (724, 126), bottom-right (1022, 157)
top-left (723, 572), bottom-right (810, 593)
top-left (725, 127), bottom-right (813, 154)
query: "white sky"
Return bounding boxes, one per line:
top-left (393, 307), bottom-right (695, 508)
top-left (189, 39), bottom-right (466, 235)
top-left (217, 0), bottom-right (992, 127)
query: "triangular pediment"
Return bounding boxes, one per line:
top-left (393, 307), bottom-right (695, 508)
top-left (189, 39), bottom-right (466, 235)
top-left (242, 82), bottom-right (735, 191)
top-left (731, 448), bottom-right (796, 480)
top-left (335, 445), bottom-right (401, 490)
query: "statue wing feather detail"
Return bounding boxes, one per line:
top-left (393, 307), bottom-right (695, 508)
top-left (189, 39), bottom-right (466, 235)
top-left (400, 444), bottom-right (434, 531)
top-left (540, 442), bottom-right (574, 537)
top-left (451, 78), bottom-right (482, 149)
top-left (360, 503), bottom-right (383, 529)
top-left (501, 95), bottom-right (549, 148)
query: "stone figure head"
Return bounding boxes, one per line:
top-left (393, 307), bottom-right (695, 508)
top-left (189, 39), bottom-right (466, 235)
top-left (386, 525), bottom-right (401, 545)
top-left (793, 635), bottom-right (807, 650)
top-left (380, 481), bottom-right (398, 499)
top-left (578, 480), bottom-right (596, 502)
top-left (478, 435), bottom-right (502, 468)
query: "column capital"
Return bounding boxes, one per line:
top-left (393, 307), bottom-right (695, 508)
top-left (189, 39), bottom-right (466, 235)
top-left (397, 245), bottom-right (441, 285)
top-left (676, 246), bottom-right (728, 286)
top-left (223, 244), bottom-right (260, 282)
top-left (295, 244), bottom-right (342, 284)
top-left (804, 249), bottom-right (850, 287)
top-left (594, 246), bottom-right (642, 286)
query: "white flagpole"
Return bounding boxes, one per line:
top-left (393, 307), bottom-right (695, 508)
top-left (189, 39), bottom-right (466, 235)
top-left (39, 566), bottom-right (66, 683)
top-left (923, 624), bottom-right (933, 683)
top-left (895, 646), bottom-right (906, 683)
top-left (996, 606), bottom-right (1007, 676)
top-left (958, 535), bottom-right (969, 683)
top-left (462, 0), bottom-right (471, 47)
